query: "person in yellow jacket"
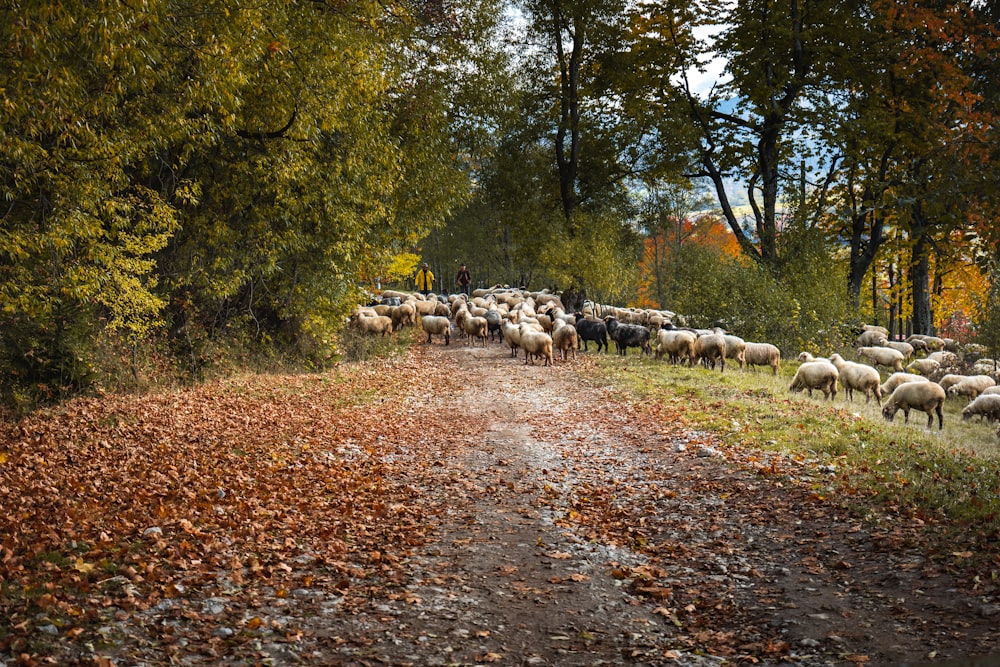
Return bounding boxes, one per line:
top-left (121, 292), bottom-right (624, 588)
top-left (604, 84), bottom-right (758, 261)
top-left (415, 263), bottom-right (435, 295)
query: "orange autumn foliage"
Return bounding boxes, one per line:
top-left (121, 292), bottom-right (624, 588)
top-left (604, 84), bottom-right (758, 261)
top-left (636, 215), bottom-right (742, 308)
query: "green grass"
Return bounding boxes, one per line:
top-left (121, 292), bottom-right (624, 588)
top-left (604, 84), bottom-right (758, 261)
top-left (592, 354), bottom-right (1000, 534)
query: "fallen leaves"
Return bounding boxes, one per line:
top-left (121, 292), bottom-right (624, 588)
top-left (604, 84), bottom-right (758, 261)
top-left (0, 350), bottom-right (473, 662)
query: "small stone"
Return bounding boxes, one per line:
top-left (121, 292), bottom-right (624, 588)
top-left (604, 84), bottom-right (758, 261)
top-left (38, 624), bottom-right (59, 636)
top-left (213, 627), bottom-right (235, 638)
top-left (799, 638), bottom-right (821, 648)
top-left (978, 604), bottom-right (1000, 618)
top-left (142, 527), bottom-right (162, 537)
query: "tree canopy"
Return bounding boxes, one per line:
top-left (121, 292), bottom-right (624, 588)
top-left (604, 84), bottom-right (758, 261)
top-left (1, 0), bottom-right (997, 407)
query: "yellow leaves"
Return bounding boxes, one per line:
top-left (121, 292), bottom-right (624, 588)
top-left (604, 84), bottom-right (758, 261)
top-left (72, 558), bottom-right (95, 574)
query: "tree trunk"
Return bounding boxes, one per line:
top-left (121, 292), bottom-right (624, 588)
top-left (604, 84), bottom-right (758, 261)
top-left (910, 234), bottom-right (933, 335)
top-left (847, 210), bottom-right (885, 308)
top-left (888, 262), bottom-right (898, 340)
top-left (552, 4), bottom-right (582, 225)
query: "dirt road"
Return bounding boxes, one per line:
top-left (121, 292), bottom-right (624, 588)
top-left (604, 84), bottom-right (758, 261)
top-left (297, 343), bottom-right (997, 666)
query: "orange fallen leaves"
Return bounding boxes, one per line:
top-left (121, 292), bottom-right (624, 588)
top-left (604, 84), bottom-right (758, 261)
top-left (0, 349), bottom-right (473, 659)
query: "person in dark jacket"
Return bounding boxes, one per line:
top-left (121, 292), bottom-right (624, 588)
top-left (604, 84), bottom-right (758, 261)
top-left (456, 263), bottom-right (471, 296)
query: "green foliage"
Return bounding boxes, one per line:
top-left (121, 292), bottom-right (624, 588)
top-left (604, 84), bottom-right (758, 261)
top-left (664, 234), bottom-right (852, 354)
top-left (0, 0), bottom-right (501, 408)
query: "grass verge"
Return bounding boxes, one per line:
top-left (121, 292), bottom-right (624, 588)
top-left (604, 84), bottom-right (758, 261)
top-left (591, 354), bottom-right (1000, 540)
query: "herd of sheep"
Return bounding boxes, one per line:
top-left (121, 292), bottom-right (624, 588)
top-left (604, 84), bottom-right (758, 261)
top-left (350, 287), bottom-right (1000, 441)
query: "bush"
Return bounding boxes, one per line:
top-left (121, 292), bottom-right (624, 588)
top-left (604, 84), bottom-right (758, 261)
top-left (664, 240), bottom-right (853, 355)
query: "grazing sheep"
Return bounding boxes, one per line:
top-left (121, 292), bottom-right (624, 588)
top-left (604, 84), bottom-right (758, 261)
top-left (880, 340), bottom-right (914, 359)
top-left (350, 314), bottom-right (393, 336)
top-left (882, 381), bottom-right (947, 430)
top-left (962, 395), bottom-right (1000, 424)
top-left (981, 386), bottom-right (1000, 396)
top-left (973, 359), bottom-right (1000, 378)
top-left (519, 328), bottom-right (554, 366)
top-left (390, 303), bottom-right (417, 331)
top-left (829, 353), bottom-right (882, 405)
top-left (797, 351), bottom-right (818, 363)
top-left (926, 350), bottom-right (959, 369)
top-left (856, 330), bottom-right (888, 347)
top-left (694, 334), bottom-right (727, 371)
top-left (551, 321), bottom-right (579, 361)
top-left (419, 315), bottom-right (451, 345)
top-left (720, 333), bottom-right (747, 370)
top-left (604, 316), bottom-right (652, 357)
top-left (922, 336), bottom-right (947, 352)
top-left (655, 329), bottom-right (697, 366)
top-left (573, 313), bottom-right (609, 353)
top-left (879, 372), bottom-right (929, 397)
top-left (789, 361), bottom-right (839, 400)
top-left (743, 342), bottom-right (781, 375)
top-left (906, 358), bottom-right (940, 377)
top-left (937, 374), bottom-right (967, 394)
top-left (946, 375), bottom-right (997, 400)
top-left (857, 346), bottom-right (905, 372)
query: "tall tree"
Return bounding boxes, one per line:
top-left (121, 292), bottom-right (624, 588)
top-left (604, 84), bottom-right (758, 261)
top-left (0, 0), bottom-right (501, 404)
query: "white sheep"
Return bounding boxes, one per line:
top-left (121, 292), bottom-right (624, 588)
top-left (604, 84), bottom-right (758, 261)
top-left (906, 358), bottom-right (940, 377)
top-left (789, 361), bottom-right (839, 400)
top-left (926, 350), bottom-right (958, 367)
top-left (350, 313), bottom-right (393, 336)
top-left (879, 373), bottom-right (929, 397)
top-left (797, 351), bottom-right (817, 363)
top-left (721, 333), bottom-right (747, 369)
top-left (655, 329), bottom-right (697, 366)
top-left (880, 340), bottom-right (914, 359)
top-left (413, 299), bottom-right (438, 317)
top-left (857, 346), bottom-right (905, 372)
top-left (946, 375), bottom-right (997, 400)
top-left (551, 321), bottom-right (579, 361)
top-left (829, 354), bottom-right (882, 405)
top-left (922, 336), bottom-right (947, 352)
top-left (973, 359), bottom-right (1000, 377)
top-left (419, 315), bottom-right (451, 345)
top-left (937, 374), bottom-right (967, 393)
top-left (743, 342), bottom-right (781, 375)
top-left (856, 330), bottom-right (888, 347)
top-left (461, 314), bottom-right (489, 347)
top-left (519, 328), bottom-right (554, 366)
top-left (980, 386), bottom-right (1000, 396)
top-left (882, 380), bottom-right (946, 430)
top-left (390, 303), bottom-right (417, 331)
top-left (502, 321), bottom-right (522, 357)
top-left (693, 334), bottom-right (726, 371)
top-left (961, 395), bottom-right (1000, 424)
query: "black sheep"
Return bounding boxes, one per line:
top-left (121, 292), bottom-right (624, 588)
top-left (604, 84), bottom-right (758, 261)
top-left (573, 313), bottom-right (609, 353)
top-left (604, 316), bottom-right (652, 357)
